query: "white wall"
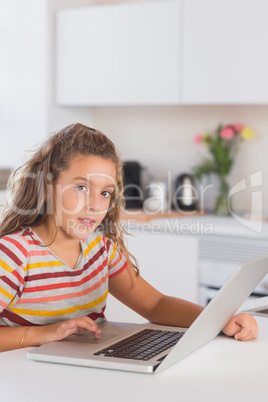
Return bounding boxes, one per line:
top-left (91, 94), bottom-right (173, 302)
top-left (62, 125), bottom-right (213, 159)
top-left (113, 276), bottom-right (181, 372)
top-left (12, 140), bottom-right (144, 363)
top-left (0, 0), bottom-right (48, 168)
top-left (0, 0), bottom-right (96, 171)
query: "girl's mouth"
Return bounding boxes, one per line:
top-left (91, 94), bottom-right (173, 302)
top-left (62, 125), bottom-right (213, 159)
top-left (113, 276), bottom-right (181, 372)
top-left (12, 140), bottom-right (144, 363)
top-left (78, 218), bottom-right (95, 228)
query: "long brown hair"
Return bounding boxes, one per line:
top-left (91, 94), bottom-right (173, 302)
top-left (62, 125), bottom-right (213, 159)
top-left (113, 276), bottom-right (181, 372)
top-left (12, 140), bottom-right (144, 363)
top-left (0, 123), bottom-right (139, 274)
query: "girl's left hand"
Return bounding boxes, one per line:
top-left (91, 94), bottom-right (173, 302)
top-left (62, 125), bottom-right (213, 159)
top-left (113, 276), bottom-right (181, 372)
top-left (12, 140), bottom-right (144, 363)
top-left (222, 313), bottom-right (258, 341)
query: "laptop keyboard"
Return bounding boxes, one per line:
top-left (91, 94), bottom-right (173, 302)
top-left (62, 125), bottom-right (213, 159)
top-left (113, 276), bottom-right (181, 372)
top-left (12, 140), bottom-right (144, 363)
top-left (93, 328), bottom-right (184, 361)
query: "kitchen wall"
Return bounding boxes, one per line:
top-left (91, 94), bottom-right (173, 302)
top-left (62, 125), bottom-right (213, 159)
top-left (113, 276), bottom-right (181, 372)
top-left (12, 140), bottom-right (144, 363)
top-left (0, 0), bottom-right (48, 168)
top-left (93, 105), bottom-right (268, 214)
top-left (0, 0), bottom-right (96, 169)
top-left (1, 0), bottom-right (268, 215)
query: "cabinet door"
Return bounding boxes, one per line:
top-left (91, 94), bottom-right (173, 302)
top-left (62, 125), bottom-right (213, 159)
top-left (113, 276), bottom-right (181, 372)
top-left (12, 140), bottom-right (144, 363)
top-left (55, 1), bottom-right (181, 106)
top-left (182, 0), bottom-right (268, 104)
top-left (105, 232), bottom-right (199, 323)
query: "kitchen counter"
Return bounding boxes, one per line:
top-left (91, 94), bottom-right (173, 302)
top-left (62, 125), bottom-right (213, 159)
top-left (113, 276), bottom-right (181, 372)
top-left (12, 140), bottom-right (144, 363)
top-left (120, 209), bottom-right (203, 222)
top-left (121, 210), bottom-right (268, 239)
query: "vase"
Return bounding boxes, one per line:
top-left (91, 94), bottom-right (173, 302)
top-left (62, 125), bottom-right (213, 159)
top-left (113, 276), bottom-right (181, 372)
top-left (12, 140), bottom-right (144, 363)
top-left (214, 175), bottom-right (231, 216)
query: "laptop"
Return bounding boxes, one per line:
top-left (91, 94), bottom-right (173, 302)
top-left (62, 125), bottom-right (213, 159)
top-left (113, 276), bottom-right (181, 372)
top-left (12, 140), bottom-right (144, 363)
top-left (241, 295), bottom-right (268, 317)
top-left (27, 254), bottom-right (268, 374)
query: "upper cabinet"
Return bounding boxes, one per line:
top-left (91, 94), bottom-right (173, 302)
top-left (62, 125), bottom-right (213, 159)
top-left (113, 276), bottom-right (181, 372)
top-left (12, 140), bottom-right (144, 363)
top-left (55, 1), bottom-right (181, 106)
top-left (182, 0), bottom-right (268, 104)
top-left (55, 0), bottom-right (268, 106)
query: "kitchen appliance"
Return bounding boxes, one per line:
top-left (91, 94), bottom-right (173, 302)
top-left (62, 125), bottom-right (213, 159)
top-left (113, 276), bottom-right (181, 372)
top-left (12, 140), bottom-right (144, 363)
top-left (0, 168), bottom-right (12, 190)
top-left (174, 173), bottom-right (197, 211)
top-left (123, 161), bottom-right (143, 209)
top-left (198, 232), bottom-right (268, 305)
top-left (143, 181), bottom-right (168, 213)
top-left (196, 216), bottom-right (268, 305)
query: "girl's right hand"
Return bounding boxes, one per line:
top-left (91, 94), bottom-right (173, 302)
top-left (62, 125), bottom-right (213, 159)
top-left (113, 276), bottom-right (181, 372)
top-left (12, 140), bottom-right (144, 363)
top-left (0, 317), bottom-right (102, 353)
top-left (47, 316), bottom-right (102, 343)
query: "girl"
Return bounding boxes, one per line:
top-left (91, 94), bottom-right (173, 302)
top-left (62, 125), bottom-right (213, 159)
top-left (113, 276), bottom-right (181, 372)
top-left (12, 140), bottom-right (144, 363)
top-left (0, 123), bottom-right (257, 352)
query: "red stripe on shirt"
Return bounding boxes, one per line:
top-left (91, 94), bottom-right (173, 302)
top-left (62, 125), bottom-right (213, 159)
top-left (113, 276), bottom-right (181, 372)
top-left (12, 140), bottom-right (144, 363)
top-left (2, 237), bottom-right (29, 258)
top-left (83, 245), bottom-right (106, 270)
top-left (106, 239), bottom-right (112, 253)
top-left (25, 265), bottom-right (88, 282)
top-left (0, 308), bottom-right (40, 326)
top-left (0, 275), bottom-right (19, 293)
top-left (28, 240), bottom-right (41, 245)
top-left (88, 306), bottom-right (106, 321)
top-left (109, 260), bottom-right (128, 279)
top-left (17, 273), bottom-right (108, 304)
top-left (25, 257), bottom-right (107, 283)
top-left (12, 269), bottom-right (24, 285)
top-left (0, 244), bottom-right (23, 267)
top-left (23, 259), bottom-right (108, 293)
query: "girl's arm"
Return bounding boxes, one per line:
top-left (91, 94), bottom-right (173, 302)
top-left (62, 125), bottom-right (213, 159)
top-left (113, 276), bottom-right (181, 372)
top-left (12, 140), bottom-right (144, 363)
top-left (109, 266), bottom-right (203, 328)
top-left (109, 266), bottom-right (258, 340)
top-left (0, 316), bottom-right (101, 353)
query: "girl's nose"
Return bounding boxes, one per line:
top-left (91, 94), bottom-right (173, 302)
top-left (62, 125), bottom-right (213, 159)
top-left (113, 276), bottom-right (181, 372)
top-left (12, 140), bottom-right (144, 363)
top-left (88, 192), bottom-right (100, 212)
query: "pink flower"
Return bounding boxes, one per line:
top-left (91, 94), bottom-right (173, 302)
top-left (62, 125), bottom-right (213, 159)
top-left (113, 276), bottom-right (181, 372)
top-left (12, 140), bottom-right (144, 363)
top-left (194, 134), bottom-right (203, 144)
top-left (233, 123), bottom-right (244, 132)
top-left (220, 126), bottom-right (235, 140)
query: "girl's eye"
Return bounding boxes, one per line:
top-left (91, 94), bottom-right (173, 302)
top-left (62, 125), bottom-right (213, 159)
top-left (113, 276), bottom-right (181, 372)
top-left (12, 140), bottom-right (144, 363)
top-left (102, 190), bottom-right (112, 198)
top-left (76, 185), bottom-right (88, 192)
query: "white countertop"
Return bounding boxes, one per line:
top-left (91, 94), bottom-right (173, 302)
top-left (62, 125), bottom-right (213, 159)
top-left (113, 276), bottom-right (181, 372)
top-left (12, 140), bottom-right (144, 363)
top-left (124, 213), bottom-right (268, 239)
top-left (1, 305), bottom-right (268, 402)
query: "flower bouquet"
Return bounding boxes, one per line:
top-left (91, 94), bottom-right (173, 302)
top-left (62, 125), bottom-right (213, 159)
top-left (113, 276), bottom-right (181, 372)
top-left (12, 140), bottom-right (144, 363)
top-left (193, 123), bottom-right (254, 215)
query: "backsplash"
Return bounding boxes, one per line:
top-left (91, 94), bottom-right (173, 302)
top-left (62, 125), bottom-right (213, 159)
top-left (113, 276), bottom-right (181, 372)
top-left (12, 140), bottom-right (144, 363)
top-left (93, 105), bottom-right (268, 214)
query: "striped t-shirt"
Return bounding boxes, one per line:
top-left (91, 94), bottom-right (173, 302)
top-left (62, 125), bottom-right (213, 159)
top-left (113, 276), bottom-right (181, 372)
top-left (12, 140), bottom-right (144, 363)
top-left (0, 228), bottom-right (128, 327)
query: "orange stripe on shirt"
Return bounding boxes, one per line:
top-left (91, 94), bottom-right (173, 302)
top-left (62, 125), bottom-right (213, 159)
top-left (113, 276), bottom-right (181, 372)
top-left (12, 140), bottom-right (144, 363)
top-left (8, 291), bottom-right (108, 317)
top-left (0, 299), bottom-right (7, 309)
top-left (28, 250), bottom-right (51, 257)
top-left (17, 272), bottom-right (109, 304)
top-left (109, 254), bottom-right (121, 270)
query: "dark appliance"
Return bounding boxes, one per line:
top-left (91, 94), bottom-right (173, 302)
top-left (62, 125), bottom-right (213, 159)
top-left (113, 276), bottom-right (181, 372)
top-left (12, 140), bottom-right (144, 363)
top-left (174, 173), bottom-right (197, 211)
top-left (123, 161), bottom-right (143, 209)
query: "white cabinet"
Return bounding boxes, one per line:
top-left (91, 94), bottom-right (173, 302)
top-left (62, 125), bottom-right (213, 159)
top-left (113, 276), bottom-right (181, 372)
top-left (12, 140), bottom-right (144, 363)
top-left (56, 0), bottom-right (268, 106)
top-left (55, 1), bottom-right (181, 106)
top-left (105, 231), bottom-right (199, 323)
top-left (182, 0), bottom-right (268, 104)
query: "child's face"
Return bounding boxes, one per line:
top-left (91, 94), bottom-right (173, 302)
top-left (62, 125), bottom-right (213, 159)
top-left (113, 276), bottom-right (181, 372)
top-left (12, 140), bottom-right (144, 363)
top-left (53, 155), bottom-right (116, 241)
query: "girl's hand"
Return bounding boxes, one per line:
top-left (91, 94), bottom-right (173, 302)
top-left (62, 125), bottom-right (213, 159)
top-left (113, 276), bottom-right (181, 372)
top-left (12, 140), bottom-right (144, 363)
top-left (0, 317), bottom-right (102, 352)
top-left (50, 316), bottom-right (101, 342)
top-left (222, 313), bottom-right (258, 341)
